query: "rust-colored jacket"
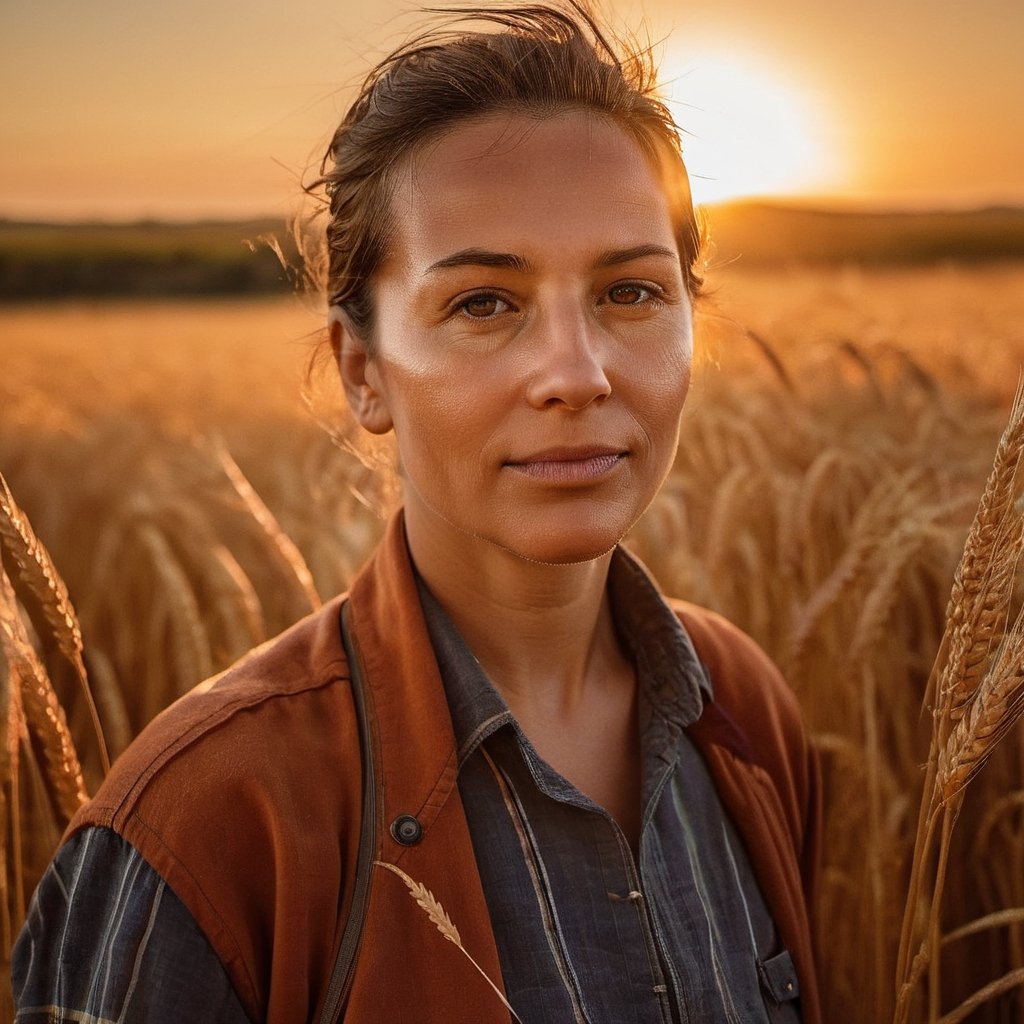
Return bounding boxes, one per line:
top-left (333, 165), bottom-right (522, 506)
top-left (68, 514), bottom-right (822, 1023)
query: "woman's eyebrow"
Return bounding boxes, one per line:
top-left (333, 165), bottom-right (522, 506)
top-left (423, 243), bottom-right (677, 276)
top-left (425, 249), bottom-right (533, 274)
top-left (594, 244), bottom-right (678, 267)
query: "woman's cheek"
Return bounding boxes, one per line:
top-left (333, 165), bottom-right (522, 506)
top-left (633, 347), bottom-right (692, 416)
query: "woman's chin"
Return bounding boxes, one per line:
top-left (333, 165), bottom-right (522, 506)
top-left (490, 512), bottom-right (637, 567)
top-left (405, 490), bottom-right (647, 569)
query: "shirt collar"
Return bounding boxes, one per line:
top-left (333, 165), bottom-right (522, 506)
top-left (415, 545), bottom-right (712, 770)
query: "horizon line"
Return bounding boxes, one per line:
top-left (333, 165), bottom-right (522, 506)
top-left (4, 196), bottom-right (1024, 229)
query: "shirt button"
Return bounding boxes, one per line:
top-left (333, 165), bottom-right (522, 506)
top-left (390, 814), bottom-right (423, 846)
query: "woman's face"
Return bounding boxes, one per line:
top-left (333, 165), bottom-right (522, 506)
top-left (340, 109), bottom-right (693, 566)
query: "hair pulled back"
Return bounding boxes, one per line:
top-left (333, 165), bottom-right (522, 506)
top-left (304, 1), bottom-right (704, 341)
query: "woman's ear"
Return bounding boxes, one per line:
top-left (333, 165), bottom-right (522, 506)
top-left (328, 306), bottom-right (393, 435)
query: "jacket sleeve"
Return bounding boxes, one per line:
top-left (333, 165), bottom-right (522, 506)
top-left (12, 826), bottom-right (253, 1024)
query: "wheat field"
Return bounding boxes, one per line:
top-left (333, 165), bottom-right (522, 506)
top-left (3, 263), bottom-right (1024, 1021)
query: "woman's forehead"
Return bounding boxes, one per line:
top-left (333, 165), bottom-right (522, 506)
top-left (387, 110), bottom-right (681, 272)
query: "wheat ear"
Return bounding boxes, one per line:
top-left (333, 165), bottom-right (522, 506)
top-left (376, 861), bottom-right (523, 1024)
top-left (0, 565), bottom-right (87, 820)
top-left (938, 620), bottom-right (1024, 802)
top-left (1, 650), bottom-right (25, 949)
top-left (894, 385), bottom-right (1024, 1022)
top-left (0, 473), bottom-right (84, 675)
top-left (938, 388), bottom-right (1024, 718)
top-left (0, 471), bottom-right (109, 774)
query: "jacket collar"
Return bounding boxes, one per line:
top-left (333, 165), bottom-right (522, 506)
top-left (346, 512), bottom-right (726, 847)
top-left (345, 511), bottom-right (462, 846)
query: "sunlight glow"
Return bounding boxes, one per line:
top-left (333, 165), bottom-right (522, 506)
top-left (660, 53), bottom-right (841, 206)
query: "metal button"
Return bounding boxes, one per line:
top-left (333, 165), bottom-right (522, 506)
top-left (390, 814), bottom-right (423, 846)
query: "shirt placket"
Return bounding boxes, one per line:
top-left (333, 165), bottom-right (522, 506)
top-left (509, 731), bottom-right (685, 1024)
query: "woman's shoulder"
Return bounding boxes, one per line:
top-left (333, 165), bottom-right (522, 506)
top-left (67, 594), bottom-right (358, 842)
top-left (669, 600), bottom-right (819, 856)
top-left (55, 596), bottom-right (362, 1021)
top-left (668, 599), bottom-right (807, 748)
top-left (670, 600), bottom-right (791, 692)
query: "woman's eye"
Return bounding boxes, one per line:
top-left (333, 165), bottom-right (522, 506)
top-left (607, 283), bottom-right (651, 305)
top-left (459, 294), bottom-right (508, 319)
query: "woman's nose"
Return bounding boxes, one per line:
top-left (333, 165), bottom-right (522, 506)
top-left (524, 309), bottom-right (612, 411)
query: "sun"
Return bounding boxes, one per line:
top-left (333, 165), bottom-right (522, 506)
top-left (659, 51), bottom-right (841, 206)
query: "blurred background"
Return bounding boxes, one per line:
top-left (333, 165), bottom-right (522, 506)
top-left (5, 0), bottom-right (1024, 217)
top-left (2, 0), bottom-right (1023, 297)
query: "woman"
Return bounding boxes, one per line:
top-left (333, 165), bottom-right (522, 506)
top-left (13, 3), bottom-right (821, 1021)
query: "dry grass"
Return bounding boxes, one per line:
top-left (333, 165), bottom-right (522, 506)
top-left (3, 264), bottom-right (1024, 1020)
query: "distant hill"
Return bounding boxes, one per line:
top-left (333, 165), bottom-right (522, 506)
top-left (1, 204), bottom-right (1023, 300)
top-left (0, 219), bottom-right (298, 300)
top-left (704, 201), bottom-right (1024, 267)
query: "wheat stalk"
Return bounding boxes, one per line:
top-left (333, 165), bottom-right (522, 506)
top-left (794, 446), bottom-right (855, 582)
top-left (0, 471), bottom-right (109, 774)
top-left (376, 861), bottom-right (523, 1023)
top-left (702, 464), bottom-right (760, 579)
top-left (894, 385), bottom-right (1024, 1023)
top-left (204, 543), bottom-right (266, 657)
top-left (79, 646), bottom-right (132, 760)
top-left (941, 907), bottom-right (1024, 946)
top-left (0, 580), bottom-right (23, 954)
top-left (0, 595), bottom-right (15, 797)
top-left (136, 521), bottom-right (215, 697)
top-left (0, 473), bottom-right (84, 676)
top-left (148, 504), bottom-right (266, 663)
top-left (786, 471), bottom-right (925, 675)
top-left (0, 638), bottom-right (25, 964)
top-left (935, 968), bottom-right (1024, 1024)
top-left (210, 441), bottom-right (321, 612)
top-left (849, 513), bottom-right (930, 665)
top-left (0, 565), bottom-right (87, 821)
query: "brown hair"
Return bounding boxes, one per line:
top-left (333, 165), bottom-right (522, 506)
top-left (302, 1), bottom-right (705, 342)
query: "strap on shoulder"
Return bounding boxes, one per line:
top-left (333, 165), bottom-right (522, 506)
top-left (317, 601), bottom-right (376, 1023)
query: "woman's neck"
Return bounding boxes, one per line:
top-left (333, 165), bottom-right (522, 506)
top-left (404, 508), bottom-right (623, 715)
top-left (405, 504), bottom-right (643, 845)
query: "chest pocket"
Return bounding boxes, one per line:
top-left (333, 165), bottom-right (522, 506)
top-left (758, 949), bottom-right (802, 1022)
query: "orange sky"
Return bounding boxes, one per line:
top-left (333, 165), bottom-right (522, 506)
top-left (3, 0), bottom-right (1022, 219)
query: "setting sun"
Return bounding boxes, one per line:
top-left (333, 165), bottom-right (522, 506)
top-left (660, 52), bottom-right (843, 206)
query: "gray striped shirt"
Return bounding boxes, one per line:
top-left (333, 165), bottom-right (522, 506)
top-left (419, 546), bottom-right (802, 1024)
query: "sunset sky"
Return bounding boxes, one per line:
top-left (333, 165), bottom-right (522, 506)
top-left (3, 0), bottom-right (1022, 220)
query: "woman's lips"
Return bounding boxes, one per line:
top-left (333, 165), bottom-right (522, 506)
top-left (504, 447), bottom-right (628, 482)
